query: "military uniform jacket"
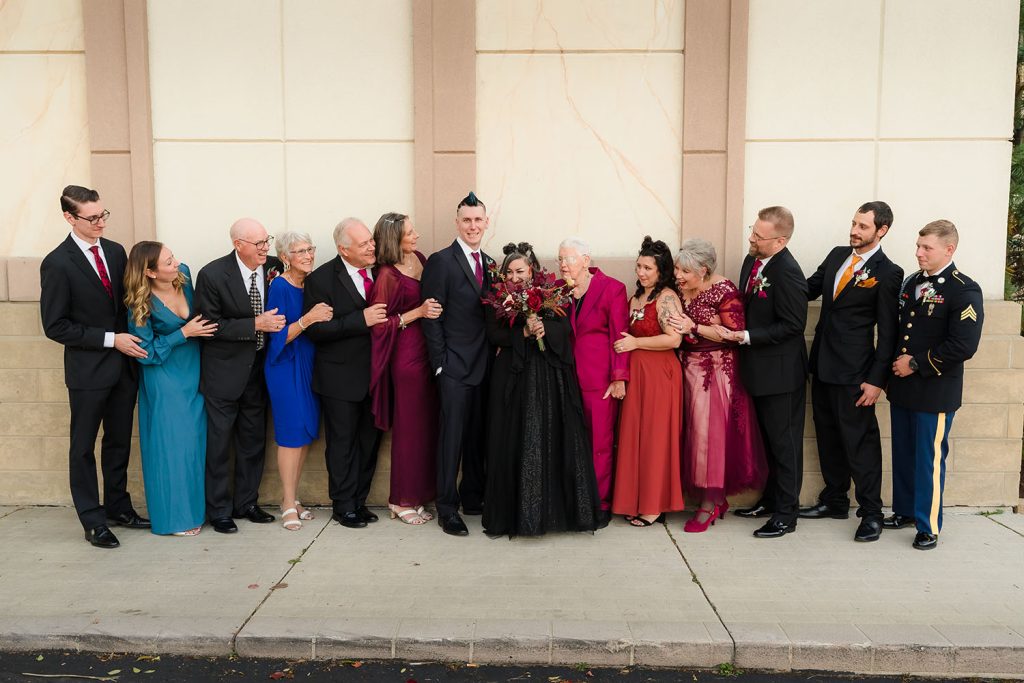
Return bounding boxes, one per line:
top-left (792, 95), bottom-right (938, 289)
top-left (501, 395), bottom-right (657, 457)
top-left (886, 262), bottom-right (983, 413)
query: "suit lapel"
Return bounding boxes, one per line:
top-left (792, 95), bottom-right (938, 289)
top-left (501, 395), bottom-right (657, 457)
top-left (739, 255), bottom-right (753, 300)
top-left (64, 237), bottom-right (114, 304)
top-left (575, 268), bottom-right (603, 328)
top-left (223, 253), bottom-right (255, 313)
top-left (335, 256), bottom-right (367, 308)
top-left (453, 241), bottom-right (480, 293)
top-left (834, 248), bottom-right (884, 303)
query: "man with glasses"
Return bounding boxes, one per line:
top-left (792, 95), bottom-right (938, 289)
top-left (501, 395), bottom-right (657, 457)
top-left (720, 206), bottom-right (809, 538)
top-left (40, 185), bottom-right (151, 548)
top-left (194, 218), bottom-right (286, 533)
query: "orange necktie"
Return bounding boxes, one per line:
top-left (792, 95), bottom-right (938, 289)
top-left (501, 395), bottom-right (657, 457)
top-left (834, 254), bottom-right (861, 299)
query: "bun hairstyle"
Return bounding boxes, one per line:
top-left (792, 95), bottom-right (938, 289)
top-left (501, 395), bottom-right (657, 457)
top-left (634, 235), bottom-right (676, 302)
top-left (500, 241), bottom-right (541, 275)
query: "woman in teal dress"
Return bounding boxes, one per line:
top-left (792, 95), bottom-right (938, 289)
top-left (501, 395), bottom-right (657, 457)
top-left (125, 241), bottom-right (217, 536)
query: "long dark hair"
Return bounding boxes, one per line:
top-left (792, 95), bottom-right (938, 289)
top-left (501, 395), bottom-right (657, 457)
top-left (633, 235), bottom-right (675, 302)
top-left (500, 241), bottom-right (541, 276)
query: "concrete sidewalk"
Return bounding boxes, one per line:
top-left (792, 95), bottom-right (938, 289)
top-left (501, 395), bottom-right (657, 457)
top-left (1, 505), bottom-right (1022, 677)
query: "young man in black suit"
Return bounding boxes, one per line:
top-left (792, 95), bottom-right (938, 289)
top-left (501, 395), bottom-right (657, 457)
top-left (40, 185), bottom-right (150, 548)
top-left (800, 201), bottom-right (903, 543)
top-left (886, 220), bottom-right (983, 550)
top-left (194, 218), bottom-right (286, 533)
top-left (723, 206), bottom-right (809, 538)
top-left (302, 218), bottom-right (387, 529)
top-left (421, 192), bottom-right (495, 536)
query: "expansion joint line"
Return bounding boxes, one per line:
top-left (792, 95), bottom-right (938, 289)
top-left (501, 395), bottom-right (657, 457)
top-left (230, 517), bottom-right (331, 655)
top-left (984, 513), bottom-right (1024, 539)
top-left (662, 523), bottom-right (737, 664)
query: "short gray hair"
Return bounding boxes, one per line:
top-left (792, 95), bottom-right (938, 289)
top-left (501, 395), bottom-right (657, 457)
top-left (333, 217), bottom-right (364, 247)
top-left (275, 231), bottom-right (313, 259)
top-left (675, 238), bottom-right (717, 277)
top-left (558, 237), bottom-right (592, 258)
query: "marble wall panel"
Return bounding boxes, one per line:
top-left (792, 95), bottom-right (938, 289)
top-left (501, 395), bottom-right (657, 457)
top-left (876, 140), bottom-right (1012, 297)
top-left (148, 0), bottom-right (283, 140)
top-left (0, 0), bottom-right (84, 51)
top-left (0, 54), bottom-right (91, 258)
top-left (879, 0), bottom-right (1018, 139)
top-left (741, 141), bottom-right (875, 277)
top-left (284, 142), bottom-right (415, 258)
top-left (746, 0), bottom-right (881, 140)
top-left (477, 52), bottom-right (683, 257)
top-left (476, 0), bottom-right (684, 52)
top-left (152, 142), bottom-right (286, 271)
top-left (282, 0), bottom-right (413, 140)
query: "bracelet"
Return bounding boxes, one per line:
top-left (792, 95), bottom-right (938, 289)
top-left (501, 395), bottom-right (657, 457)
top-left (297, 317), bottom-right (307, 331)
top-left (398, 314), bottom-right (406, 330)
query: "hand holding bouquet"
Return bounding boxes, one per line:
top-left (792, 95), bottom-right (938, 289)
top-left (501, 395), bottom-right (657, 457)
top-left (482, 267), bottom-right (572, 351)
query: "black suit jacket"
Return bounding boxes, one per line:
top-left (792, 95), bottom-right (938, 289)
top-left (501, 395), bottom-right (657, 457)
top-left (302, 255), bottom-right (373, 401)
top-left (807, 245), bottom-right (903, 388)
top-left (40, 235), bottom-right (132, 390)
top-left (737, 247), bottom-right (809, 396)
top-left (193, 252), bottom-right (283, 401)
top-left (420, 240), bottom-right (495, 385)
top-left (886, 263), bottom-right (984, 413)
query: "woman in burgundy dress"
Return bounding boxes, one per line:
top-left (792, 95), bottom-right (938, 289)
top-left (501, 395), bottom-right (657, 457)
top-left (369, 213), bottom-right (444, 525)
top-left (611, 237), bottom-right (685, 527)
top-left (670, 238), bottom-right (767, 533)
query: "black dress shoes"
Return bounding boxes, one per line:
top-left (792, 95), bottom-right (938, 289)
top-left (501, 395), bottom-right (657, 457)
top-left (596, 509), bottom-right (612, 529)
top-left (734, 504), bottom-right (773, 519)
top-left (356, 506), bottom-right (379, 523)
top-left (753, 519), bottom-right (796, 538)
top-left (913, 532), bottom-right (938, 550)
top-left (439, 513), bottom-right (469, 536)
top-left (798, 503), bottom-right (849, 520)
top-left (854, 519), bottom-right (882, 542)
top-left (333, 511), bottom-right (367, 529)
top-left (882, 513), bottom-right (915, 530)
top-left (107, 510), bottom-right (151, 529)
top-left (462, 505), bottom-right (483, 516)
top-left (234, 505), bottom-right (275, 523)
top-left (211, 517), bottom-right (238, 534)
top-left (84, 525), bottom-right (120, 548)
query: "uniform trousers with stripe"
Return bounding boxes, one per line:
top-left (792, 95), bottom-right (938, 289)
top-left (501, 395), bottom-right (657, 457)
top-left (889, 404), bottom-right (955, 535)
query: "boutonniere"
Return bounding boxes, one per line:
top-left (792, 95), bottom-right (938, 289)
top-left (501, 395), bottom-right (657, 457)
top-left (629, 307), bottom-right (645, 324)
top-left (854, 268), bottom-right (871, 283)
top-left (266, 265), bottom-right (281, 284)
top-left (751, 274), bottom-right (770, 299)
top-left (486, 260), bottom-right (499, 281)
top-left (920, 283), bottom-right (937, 301)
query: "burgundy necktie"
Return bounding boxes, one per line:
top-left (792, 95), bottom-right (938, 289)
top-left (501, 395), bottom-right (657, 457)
top-left (745, 258), bottom-right (763, 295)
top-left (89, 245), bottom-right (113, 298)
top-left (358, 268), bottom-right (373, 299)
top-left (472, 252), bottom-right (483, 287)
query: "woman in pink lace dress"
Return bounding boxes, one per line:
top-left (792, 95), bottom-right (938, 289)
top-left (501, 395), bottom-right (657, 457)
top-left (670, 238), bottom-right (767, 533)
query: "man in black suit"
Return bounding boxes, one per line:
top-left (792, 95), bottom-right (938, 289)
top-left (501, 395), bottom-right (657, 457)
top-left (799, 201), bottom-right (903, 543)
top-left (722, 206), bottom-right (808, 538)
top-left (303, 218), bottom-right (387, 529)
top-left (40, 185), bottom-right (150, 548)
top-left (194, 218), bottom-right (286, 533)
top-left (421, 192), bottom-right (495, 536)
top-left (886, 220), bottom-right (983, 550)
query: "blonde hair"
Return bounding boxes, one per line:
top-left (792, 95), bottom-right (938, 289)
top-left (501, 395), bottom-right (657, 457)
top-left (124, 241), bottom-right (185, 327)
top-left (758, 206), bottom-right (795, 238)
top-left (919, 219), bottom-right (959, 246)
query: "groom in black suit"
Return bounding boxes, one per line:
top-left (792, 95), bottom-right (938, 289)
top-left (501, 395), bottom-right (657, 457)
top-left (800, 201), bottom-right (902, 542)
top-left (421, 192), bottom-right (495, 536)
top-left (194, 218), bottom-right (286, 533)
top-left (40, 185), bottom-right (150, 548)
top-left (725, 206), bottom-right (809, 538)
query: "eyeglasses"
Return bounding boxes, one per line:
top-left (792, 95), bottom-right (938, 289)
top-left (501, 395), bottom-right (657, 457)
top-left (747, 225), bottom-right (781, 242)
top-left (236, 236), bottom-right (275, 250)
top-left (73, 210), bottom-right (110, 225)
top-left (556, 256), bottom-right (580, 265)
top-left (289, 246), bottom-right (316, 257)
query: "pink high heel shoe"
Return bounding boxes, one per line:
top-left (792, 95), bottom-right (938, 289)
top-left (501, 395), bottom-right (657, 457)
top-left (684, 504), bottom-right (722, 533)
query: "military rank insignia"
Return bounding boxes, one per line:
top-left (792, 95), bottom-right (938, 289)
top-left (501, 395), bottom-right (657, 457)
top-left (960, 304), bottom-right (978, 322)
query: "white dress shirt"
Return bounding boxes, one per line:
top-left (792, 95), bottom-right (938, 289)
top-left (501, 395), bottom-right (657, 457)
top-left (235, 253), bottom-right (265, 306)
top-left (342, 258), bottom-right (373, 300)
top-left (456, 236), bottom-right (483, 277)
top-left (69, 231), bottom-right (115, 348)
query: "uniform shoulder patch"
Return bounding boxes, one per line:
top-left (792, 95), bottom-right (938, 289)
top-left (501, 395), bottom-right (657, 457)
top-left (960, 304), bottom-right (978, 322)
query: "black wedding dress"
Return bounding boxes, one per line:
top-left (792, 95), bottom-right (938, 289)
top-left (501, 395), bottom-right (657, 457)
top-left (482, 308), bottom-right (600, 537)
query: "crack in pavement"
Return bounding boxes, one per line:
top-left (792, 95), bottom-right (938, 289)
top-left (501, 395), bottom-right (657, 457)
top-left (0, 507), bottom-right (25, 521)
top-left (981, 510), bottom-right (1024, 538)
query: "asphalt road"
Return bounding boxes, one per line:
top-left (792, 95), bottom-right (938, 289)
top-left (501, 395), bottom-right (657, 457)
top-left (0, 652), bottom-right (987, 683)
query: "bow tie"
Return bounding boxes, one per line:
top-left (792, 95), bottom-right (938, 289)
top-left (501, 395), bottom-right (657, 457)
top-left (915, 272), bottom-right (932, 285)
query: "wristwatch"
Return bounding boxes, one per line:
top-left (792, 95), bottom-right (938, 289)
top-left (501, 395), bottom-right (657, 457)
top-left (908, 357), bottom-right (919, 373)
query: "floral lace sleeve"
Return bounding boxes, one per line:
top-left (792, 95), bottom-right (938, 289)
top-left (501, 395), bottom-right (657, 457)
top-left (718, 283), bottom-right (746, 331)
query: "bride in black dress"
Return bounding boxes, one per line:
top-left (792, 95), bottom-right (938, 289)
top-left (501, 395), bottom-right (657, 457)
top-left (482, 242), bottom-right (600, 537)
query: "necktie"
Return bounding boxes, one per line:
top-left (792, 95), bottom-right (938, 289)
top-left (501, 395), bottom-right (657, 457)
top-left (834, 254), bottom-right (862, 299)
top-left (249, 271), bottom-right (264, 351)
top-left (89, 245), bottom-right (112, 298)
top-left (358, 268), bottom-right (373, 299)
top-left (745, 258), bottom-right (763, 295)
top-left (472, 252), bottom-right (483, 287)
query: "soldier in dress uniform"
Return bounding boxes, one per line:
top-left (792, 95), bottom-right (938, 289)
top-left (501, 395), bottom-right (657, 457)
top-left (884, 220), bottom-right (983, 550)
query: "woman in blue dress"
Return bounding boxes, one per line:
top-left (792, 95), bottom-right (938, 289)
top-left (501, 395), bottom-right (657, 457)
top-left (124, 241), bottom-right (217, 536)
top-left (265, 231), bottom-right (333, 531)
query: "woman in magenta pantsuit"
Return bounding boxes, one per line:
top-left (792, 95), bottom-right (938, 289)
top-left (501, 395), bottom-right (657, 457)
top-left (557, 238), bottom-right (630, 528)
top-left (369, 212), bottom-right (444, 525)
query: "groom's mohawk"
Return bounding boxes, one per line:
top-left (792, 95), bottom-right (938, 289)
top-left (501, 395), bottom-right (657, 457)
top-left (457, 191), bottom-right (486, 213)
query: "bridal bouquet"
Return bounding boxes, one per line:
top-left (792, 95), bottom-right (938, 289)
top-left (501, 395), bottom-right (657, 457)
top-left (481, 269), bottom-right (572, 351)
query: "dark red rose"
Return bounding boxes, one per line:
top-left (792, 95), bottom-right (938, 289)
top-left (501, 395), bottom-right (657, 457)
top-left (526, 291), bottom-right (543, 311)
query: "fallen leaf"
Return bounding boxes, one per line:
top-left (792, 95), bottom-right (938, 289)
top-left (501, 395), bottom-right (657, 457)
top-left (136, 655), bottom-right (160, 662)
top-left (270, 582), bottom-right (289, 590)
top-left (107, 670), bottom-right (121, 676)
top-left (269, 672), bottom-right (285, 680)
top-left (145, 671), bottom-right (156, 674)
top-left (466, 663), bottom-right (479, 668)
top-left (133, 668), bottom-right (141, 674)
top-left (400, 668), bottom-right (407, 673)
top-left (351, 661), bottom-right (362, 668)
top-left (248, 584), bottom-right (259, 589)
top-left (35, 655), bottom-right (43, 661)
